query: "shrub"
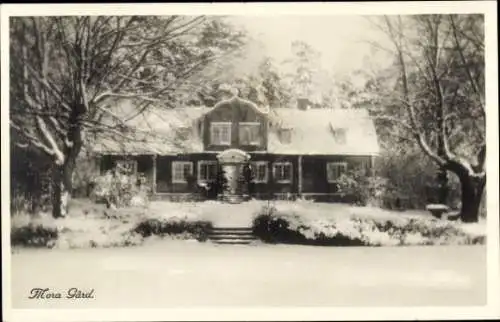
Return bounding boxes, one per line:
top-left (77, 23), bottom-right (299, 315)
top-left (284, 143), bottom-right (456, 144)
top-left (11, 223), bottom-right (58, 247)
top-left (72, 151), bottom-right (100, 198)
top-left (11, 208), bottom-right (145, 249)
top-left (10, 144), bottom-right (53, 214)
top-left (133, 218), bottom-right (213, 241)
top-left (91, 171), bottom-right (150, 208)
top-left (53, 226), bottom-right (144, 249)
top-left (252, 205), bottom-right (485, 246)
top-left (336, 169), bottom-right (389, 207)
top-left (252, 213), bottom-right (305, 244)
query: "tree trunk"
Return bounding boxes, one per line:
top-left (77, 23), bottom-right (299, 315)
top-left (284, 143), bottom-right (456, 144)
top-left (51, 159), bottom-right (76, 218)
top-left (51, 116), bottom-right (84, 218)
top-left (436, 167), bottom-right (449, 204)
top-left (458, 174), bottom-right (485, 223)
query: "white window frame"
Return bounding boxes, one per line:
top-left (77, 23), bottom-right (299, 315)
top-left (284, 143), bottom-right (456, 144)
top-left (210, 122), bottom-right (232, 145)
top-left (327, 162), bottom-right (348, 183)
top-left (251, 161), bottom-right (268, 183)
top-left (197, 160), bottom-right (218, 183)
top-left (239, 122), bottom-right (261, 145)
top-left (172, 161), bottom-right (194, 184)
top-left (273, 162), bottom-right (293, 184)
top-left (116, 159), bottom-right (137, 175)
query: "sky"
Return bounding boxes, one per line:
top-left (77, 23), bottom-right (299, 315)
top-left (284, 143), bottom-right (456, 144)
top-left (227, 15), bottom-right (393, 79)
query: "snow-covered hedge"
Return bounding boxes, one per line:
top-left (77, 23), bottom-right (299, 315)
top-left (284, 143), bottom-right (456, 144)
top-left (11, 201), bottom-right (213, 249)
top-left (11, 210), bottom-right (144, 249)
top-left (252, 204), bottom-right (485, 246)
top-left (133, 218), bottom-right (212, 241)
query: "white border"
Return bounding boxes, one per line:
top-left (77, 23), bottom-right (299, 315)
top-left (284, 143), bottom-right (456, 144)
top-left (1, 1), bottom-right (499, 321)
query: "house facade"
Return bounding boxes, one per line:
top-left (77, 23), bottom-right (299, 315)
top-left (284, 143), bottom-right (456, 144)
top-left (93, 95), bottom-right (380, 202)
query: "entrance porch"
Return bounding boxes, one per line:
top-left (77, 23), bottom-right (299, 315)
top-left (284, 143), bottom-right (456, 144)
top-left (216, 149), bottom-right (252, 203)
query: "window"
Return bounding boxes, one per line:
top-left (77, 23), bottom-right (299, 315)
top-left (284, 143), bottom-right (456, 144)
top-left (172, 161), bottom-right (194, 183)
top-left (210, 122), bottom-right (231, 145)
top-left (327, 162), bottom-right (348, 183)
top-left (251, 161), bottom-right (268, 183)
top-left (239, 122), bottom-right (260, 145)
top-left (278, 128), bottom-right (292, 144)
top-left (176, 127), bottom-right (191, 141)
top-left (273, 162), bottom-right (292, 183)
top-left (116, 159), bottom-right (137, 175)
top-left (331, 127), bottom-right (347, 144)
top-left (198, 161), bottom-right (218, 182)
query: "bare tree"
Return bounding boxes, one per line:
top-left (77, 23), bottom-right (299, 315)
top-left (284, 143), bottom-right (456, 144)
top-left (10, 16), bottom-right (245, 217)
top-left (368, 14), bottom-right (485, 222)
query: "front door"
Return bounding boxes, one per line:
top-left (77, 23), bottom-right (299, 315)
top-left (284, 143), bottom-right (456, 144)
top-left (216, 149), bottom-right (251, 201)
top-left (222, 164), bottom-right (239, 195)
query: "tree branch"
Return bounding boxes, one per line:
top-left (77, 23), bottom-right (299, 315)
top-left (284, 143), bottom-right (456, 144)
top-left (449, 15), bottom-right (485, 111)
top-left (10, 121), bottom-right (55, 157)
top-left (372, 115), bottom-right (416, 133)
top-left (35, 116), bottom-right (65, 164)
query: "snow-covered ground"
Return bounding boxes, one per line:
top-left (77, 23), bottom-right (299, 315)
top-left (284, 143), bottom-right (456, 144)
top-left (147, 199), bottom-right (487, 230)
top-left (11, 242), bottom-right (486, 308)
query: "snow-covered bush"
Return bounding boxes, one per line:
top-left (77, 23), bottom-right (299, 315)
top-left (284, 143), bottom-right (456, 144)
top-left (336, 169), bottom-right (389, 207)
top-left (91, 171), bottom-right (150, 208)
top-left (133, 218), bottom-right (212, 241)
top-left (11, 213), bottom-right (58, 247)
top-left (11, 209), bottom-right (144, 249)
top-left (252, 205), bottom-right (485, 246)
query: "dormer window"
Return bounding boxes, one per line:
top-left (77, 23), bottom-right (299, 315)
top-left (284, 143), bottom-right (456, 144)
top-left (278, 128), bottom-right (292, 144)
top-left (210, 122), bottom-right (231, 145)
top-left (176, 126), bottom-right (191, 140)
top-left (239, 122), bottom-right (260, 145)
top-left (330, 126), bottom-right (346, 144)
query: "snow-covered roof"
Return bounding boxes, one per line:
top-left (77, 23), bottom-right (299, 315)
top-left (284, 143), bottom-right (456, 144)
top-left (93, 104), bottom-right (207, 155)
top-left (92, 100), bottom-right (379, 156)
top-left (267, 108), bottom-right (379, 155)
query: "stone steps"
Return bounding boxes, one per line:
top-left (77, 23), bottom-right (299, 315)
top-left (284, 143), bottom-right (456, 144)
top-left (220, 195), bottom-right (246, 204)
top-left (208, 227), bottom-right (257, 245)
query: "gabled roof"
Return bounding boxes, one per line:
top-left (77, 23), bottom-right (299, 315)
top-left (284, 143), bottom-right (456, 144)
top-left (92, 100), bottom-right (379, 156)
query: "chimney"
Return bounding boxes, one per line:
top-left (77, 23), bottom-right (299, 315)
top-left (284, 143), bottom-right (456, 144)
top-left (297, 98), bottom-right (311, 110)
